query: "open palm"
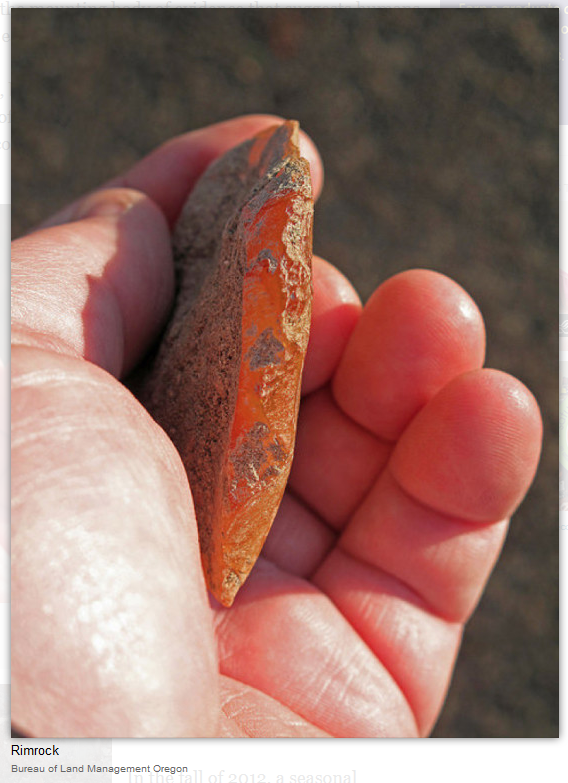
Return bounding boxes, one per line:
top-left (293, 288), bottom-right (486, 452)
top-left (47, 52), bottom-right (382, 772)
top-left (11, 116), bottom-right (542, 738)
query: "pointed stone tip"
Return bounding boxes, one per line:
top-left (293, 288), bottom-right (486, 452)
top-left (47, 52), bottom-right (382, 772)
top-left (286, 119), bottom-right (300, 149)
top-left (219, 591), bottom-right (236, 608)
top-left (217, 570), bottom-right (241, 607)
top-left (247, 120), bottom-right (302, 173)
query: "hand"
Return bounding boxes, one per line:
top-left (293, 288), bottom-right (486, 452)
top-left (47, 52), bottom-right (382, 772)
top-left (11, 115), bottom-right (542, 738)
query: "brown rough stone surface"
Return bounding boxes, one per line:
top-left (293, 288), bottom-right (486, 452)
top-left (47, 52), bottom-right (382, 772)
top-left (142, 121), bottom-right (314, 606)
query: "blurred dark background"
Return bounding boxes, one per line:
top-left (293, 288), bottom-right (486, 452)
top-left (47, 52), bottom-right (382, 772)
top-left (12, 9), bottom-right (558, 737)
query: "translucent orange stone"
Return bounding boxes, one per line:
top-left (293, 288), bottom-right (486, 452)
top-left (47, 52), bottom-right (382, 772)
top-left (142, 121), bottom-right (314, 606)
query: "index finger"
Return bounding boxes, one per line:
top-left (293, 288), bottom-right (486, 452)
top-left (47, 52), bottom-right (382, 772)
top-left (38, 115), bottom-right (324, 231)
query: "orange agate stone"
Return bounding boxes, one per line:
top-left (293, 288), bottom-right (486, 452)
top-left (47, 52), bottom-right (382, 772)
top-left (143, 121), bottom-right (313, 606)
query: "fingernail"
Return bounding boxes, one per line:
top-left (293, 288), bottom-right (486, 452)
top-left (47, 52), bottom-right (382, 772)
top-left (72, 191), bottom-right (136, 220)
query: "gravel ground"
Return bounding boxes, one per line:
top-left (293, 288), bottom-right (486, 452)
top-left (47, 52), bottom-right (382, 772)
top-left (12, 8), bottom-right (558, 737)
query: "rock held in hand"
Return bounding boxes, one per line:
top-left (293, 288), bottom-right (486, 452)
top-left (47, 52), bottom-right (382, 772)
top-left (142, 121), bottom-right (314, 606)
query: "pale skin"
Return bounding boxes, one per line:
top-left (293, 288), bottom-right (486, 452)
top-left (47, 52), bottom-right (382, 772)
top-left (11, 115), bottom-right (543, 738)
